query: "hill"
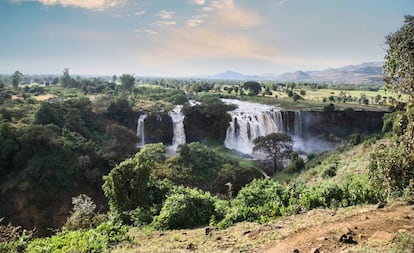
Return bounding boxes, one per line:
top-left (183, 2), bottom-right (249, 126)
top-left (205, 62), bottom-right (384, 84)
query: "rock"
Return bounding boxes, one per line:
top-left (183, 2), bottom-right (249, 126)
top-left (310, 247), bottom-right (320, 253)
top-left (242, 230), bottom-right (251, 236)
top-left (360, 215), bottom-right (369, 220)
top-left (186, 243), bottom-right (196, 250)
top-left (376, 202), bottom-right (385, 209)
top-left (339, 234), bottom-right (357, 244)
top-left (205, 226), bottom-right (217, 236)
top-left (293, 249), bottom-right (300, 253)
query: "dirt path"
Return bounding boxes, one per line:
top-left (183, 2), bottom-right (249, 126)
top-left (265, 203), bottom-right (414, 253)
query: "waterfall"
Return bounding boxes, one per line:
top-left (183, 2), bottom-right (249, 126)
top-left (137, 114), bottom-right (147, 147)
top-left (168, 105), bottom-right (186, 152)
top-left (222, 99), bottom-right (285, 154)
top-left (294, 111), bottom-right (303, 138)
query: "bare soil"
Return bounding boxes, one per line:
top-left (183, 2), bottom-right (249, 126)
top-left (119, 203), bottom-right (413, 253)
top-left (266, 203), bottom-right (414, 253)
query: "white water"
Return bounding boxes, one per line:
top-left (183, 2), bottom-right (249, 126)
top-left (168, 105), bottom-right (186, 152)
top-left (294, 110), bottom-right (303, 138)
top-left (223, 99), bottom-right (285, 154)
top-left (137, 114), bottom-right (147, 147)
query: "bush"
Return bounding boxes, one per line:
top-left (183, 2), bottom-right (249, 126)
top-left (152, 186), bottom-right (217, 230)
top-left (369, 137), bottom-right (414, 197)
top-left (321, 166), bottom-right (337, 178)
top-left (25, 223), bottom-right (130, 253)
top-left (64, 194), bottom-right (104, 231)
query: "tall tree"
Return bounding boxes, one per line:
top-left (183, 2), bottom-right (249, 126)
top-left (61, 68), bottom-right (73, 87)
top-left (253, 133), bottom-right (293, 171)
top-left (12, 70), bottom-right (23, 88)
top-left (384, 15), bottom-right (414, 104)
top-left (242, 81), bottom-right (261, 96)
top-left (120, 74), bottom-right (135, 91)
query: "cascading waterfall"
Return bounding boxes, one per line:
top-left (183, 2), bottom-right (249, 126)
top-left (222, 99), bottom-right (307, 155)
top-left (168, 105), bottom-right (186, 152)
top-left (294, 111), bottom-right (303, 138)
top-left (137, 114), bottom-right (147, 147)
top-left (223, 99), bottom-right (285, 154)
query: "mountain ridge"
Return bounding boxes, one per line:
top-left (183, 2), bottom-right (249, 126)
top-left (205, 62), bottom-right (384, 84)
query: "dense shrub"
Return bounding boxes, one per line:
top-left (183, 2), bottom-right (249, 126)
top-left (103, 143), bottom-right (170, 224)
top-left (152, 186), bottom-right (217, 230)
top-left (25, 223), bottom-right (130, 253)
top-left (369, 136), bottom-right (414, 197)
top-left (216, 175), bottom-right (381, 229)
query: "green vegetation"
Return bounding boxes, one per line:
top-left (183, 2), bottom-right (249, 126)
top-left (0, 15), bottom-right (413, 252)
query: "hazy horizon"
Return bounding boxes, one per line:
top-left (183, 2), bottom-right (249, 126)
top-left (1, 0), bottom-right (413, 77)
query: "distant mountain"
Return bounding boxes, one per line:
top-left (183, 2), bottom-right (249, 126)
top-left (208, 71), bottom-right (263, 80)
top-left (301, 62), bottom-right (384, 84)
top-left (205, 62), bottom-right (384, 84)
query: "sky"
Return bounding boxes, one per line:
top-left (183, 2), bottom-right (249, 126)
top-left (0, 0), bottom-right (413, 77)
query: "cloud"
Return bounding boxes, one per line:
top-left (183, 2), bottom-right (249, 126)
top-left (203, 0), bottom-right (263, 29)
top-left (156, 20), bottom-right (176, 28)
top-left (157, 10), bottom-right (175, 19)
top-left (186, 14), bottom-right (206, 27)
top-left (13, 0), bottom-right (125, 10)
top-left (189, 0), bottom-right (206, 5)
top-left (135, 10), bottom-right (145, 16)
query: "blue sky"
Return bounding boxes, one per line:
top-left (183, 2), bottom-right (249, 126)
top-left (0, 0), bottom-right (413, 76)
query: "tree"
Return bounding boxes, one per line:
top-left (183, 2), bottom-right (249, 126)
top-left (12, 70), bottom-right (23, 88)
top-left (384, 15), bottom-right (414, 104)
top-left (120, 74), bottom-right (135, 91)
top-left (253, 133), bottom-right (293, 171)
top-left (384, 15), bottom-right (414, 138)
top-left (102, 143), bottom-right (166, 213)
top-left (61, 68), bottom-right (73, 87)
top-left (242, 81), bottom-right (261, 96)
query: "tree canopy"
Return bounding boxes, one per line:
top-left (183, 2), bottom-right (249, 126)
top-left (253, 133), bottom-right (293, 171)
top-left (242, 81), bottom-right (261, 96)
top-left (384, 15), bottom-right (414, 102)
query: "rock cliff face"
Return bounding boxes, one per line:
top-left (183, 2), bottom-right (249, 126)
top-left (300, 110), bottom-right (385, 138)
top-left (140, 109), bottom-right (385, 148)
top-left (142, 113), bottom-right (173, 145)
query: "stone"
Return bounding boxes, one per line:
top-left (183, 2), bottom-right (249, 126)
top-left (376, 202), bottom-right (385, 209)
top-left (293, 249), bottom-right (300, 253)
top-left (310, 247), bottom-right (320, 253)
top-left (186, 243), bottom-right (196, 250)
top-left (339, 234), bottom-right (357, 244)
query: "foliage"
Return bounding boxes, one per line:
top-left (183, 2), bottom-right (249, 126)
top-left (103, 123), bottom-right (138, 165)
top-left (286, 152), bottom-right (305, 173)
top-left (183, 97), bottom-right (234, 142)
top-left (175, 142), bottom-right (228, 179)
top-left (390, 232), bottom-right (414, 253)
top-left (107, 98), bottom-right (134, 127)
top-left (120, 74), bottom-right (135, 92)
top-left (217, 175), bottom-right (381, 229)
top-left (64, 194), bottom-right (104, 231)
top-left (242, 81), bottom-right (261, 96)
top-left (12, 71), bottom-right (23, 88)
top-left (384, 15), bottom-right (414, 102)
top-left (369, 136), bottom-right (414, 198)
top-left (102, 144), bottom-right (169, 224)
top-left (25, 223), bottom-right (130, 253)
top-left (152, 186), bottom-right (217, 230)
top-left (253, 133), bottom-right (293, 171)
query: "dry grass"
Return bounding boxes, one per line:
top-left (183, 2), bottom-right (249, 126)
top-left (113, 205), bottom-right (379, 253)
top-left (33, 94), bottom-right (56, 101)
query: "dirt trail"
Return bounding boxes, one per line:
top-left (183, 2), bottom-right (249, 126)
top-left (265, 203), bottom-right (414, 253)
